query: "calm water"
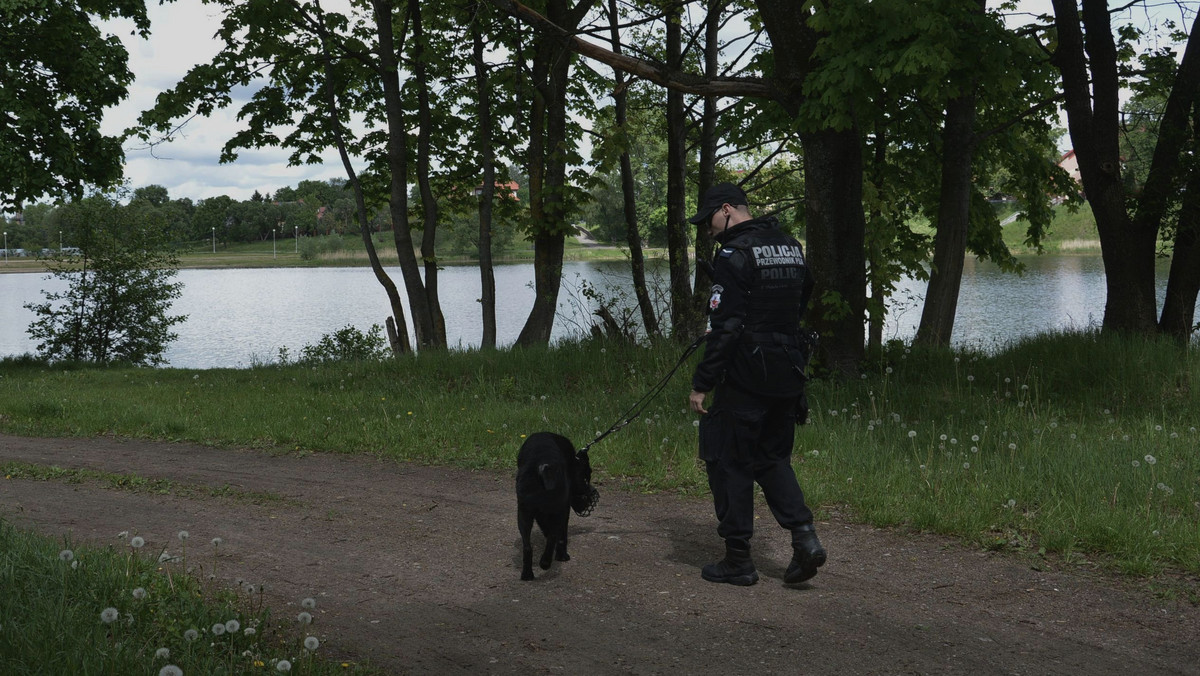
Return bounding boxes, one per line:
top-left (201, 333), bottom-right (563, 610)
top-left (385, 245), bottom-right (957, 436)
top-left (0, 256), bottom-right (1193, 368)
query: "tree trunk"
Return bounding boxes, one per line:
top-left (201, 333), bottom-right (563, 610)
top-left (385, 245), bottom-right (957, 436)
top-left (801, 129), bottom-right (868, 374)
top-left (1051, 0), bottom-right (1158, 334)
top-left (665, 5), bottom-right (696, 340)
top-left (914, 91), bottom-right (977, 347)
top-left (372, 0), bottom-right (425, 351)
top-left (320, 6), bottom-right (410, 354)
top-left (865, 124), bottom-right (887, 354)
top-left (693, 0), bottom-right (722, 310)
top-left (758, 0), bottom-right (865, 374)
top-left (1160, 138), bottom-right (1200, 340)
top-left (472, 10), bottom-right (498, 349)
top-left (412, 0), bottom-right (447, 348)
top-left (517, 0), bottom-right (592, 346)
top-left (608, 0), bottom-right (658, 338)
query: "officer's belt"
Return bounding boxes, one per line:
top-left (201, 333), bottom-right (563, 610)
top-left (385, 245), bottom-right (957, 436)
top-left (742, 331), bottom-right (800, 347)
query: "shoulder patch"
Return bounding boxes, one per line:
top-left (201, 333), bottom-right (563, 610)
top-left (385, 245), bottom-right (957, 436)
top-left (708, 284), bottom-right (724, 312)
top-left (718, 248), bottom-right (735, 258)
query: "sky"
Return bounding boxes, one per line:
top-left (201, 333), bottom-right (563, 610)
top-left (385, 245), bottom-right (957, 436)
top-left (93, 0), bottom-right (1138, 206)
top-left (99, 3), bottom-right (348, 204)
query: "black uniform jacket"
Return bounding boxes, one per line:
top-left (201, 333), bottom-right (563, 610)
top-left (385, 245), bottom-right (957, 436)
top-left (691, 217), bottom-right (814, 397)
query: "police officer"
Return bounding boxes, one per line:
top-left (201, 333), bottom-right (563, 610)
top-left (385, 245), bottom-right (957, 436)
top-left (687, 182), bottom-right (825, 586)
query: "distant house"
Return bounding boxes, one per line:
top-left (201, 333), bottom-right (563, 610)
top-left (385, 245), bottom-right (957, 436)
top-left (1059, 150), bottom-right (1082, 187)
top-left (473, 181), bottom-right (520, 201)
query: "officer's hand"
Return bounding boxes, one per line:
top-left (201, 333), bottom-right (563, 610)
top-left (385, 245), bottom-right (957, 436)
top-left (689, 390), bottom-right (708, 415)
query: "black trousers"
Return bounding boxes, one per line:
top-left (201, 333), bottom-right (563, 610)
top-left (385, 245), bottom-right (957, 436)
top-left (699, 385), bottom-right (813, 550)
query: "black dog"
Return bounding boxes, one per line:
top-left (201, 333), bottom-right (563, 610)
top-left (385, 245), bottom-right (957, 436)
top-left (516, 432), bottom-right (599, 580)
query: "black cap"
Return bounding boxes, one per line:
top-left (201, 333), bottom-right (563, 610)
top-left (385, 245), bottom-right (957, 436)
top-left (688, 182), bottom-right (748, 225)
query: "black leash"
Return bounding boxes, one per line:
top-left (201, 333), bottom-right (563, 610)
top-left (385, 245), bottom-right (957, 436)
top-left (577, 333), bottom-right (707, 457)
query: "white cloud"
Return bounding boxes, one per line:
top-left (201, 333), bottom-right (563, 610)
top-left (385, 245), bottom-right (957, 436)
top-left (99, 2), bottom-right (345, 203)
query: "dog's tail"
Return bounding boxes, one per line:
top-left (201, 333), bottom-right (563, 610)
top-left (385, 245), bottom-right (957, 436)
top-left (538, 463), bottom-right (558, 490)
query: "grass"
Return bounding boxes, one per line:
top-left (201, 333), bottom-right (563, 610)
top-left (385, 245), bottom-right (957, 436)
top-left (1003, 202), bottom-right (1102, 253)
top-left (1, 330), bottom-right (1197, 582)
top-left (0, 519), bottom-right (376, 674)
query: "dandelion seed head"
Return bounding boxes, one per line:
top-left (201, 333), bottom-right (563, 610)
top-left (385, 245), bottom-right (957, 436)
top-left (244, 627), bottom-right (257, 636)
top-left (962, 462), bottom-right (970, 470)
top-left (158, 666), bottom-right (183, 676)
top-left (305, 636), bottom-right (320, 650)
top-left (184, 629), bottom-right (199, 642)
top-left (971, 446), bottom-right (978, 453)
top-left (277, 660), bottom-right (292, 672)
top-left (297, 611), bottom-right (313, 624)
top-left (130, 536), bottom-right (145, 549)
top-left (939, 434), bottom-right (947, 441)
top-left (225, 619), bottom-right (240, 633)
top-left (908, 430), bottom-right (917, 438)
top-left (211, 537), bottom-right (223, 546)
top-left (1170, 432), bottom-right (1178, 439)
top-left (1008, 443), bottom-right (1017, 450)
top-left (100, 607), bottom-right (119, 624)
top-left (692, 420), bottom-right (700, 427)
top-left (1132, 460), bottom-right (1141, 468)
top-left (177, 531), bottom-right (189, 541)
top-left (967, 375), bottom-right (975, 382)
top-left (1155, 425), bottom-right (1163, 432)
top-left (59, 549), bottom-right (74, 562)
top-left (71, 560), bottom-right (79, 569)
top-left (1145, 454), bottom-right (1157, 465)
top-left (867, 425), bottom-right (874, 431)
top-left (885, 366), bottom-right (893, 374)
top-left (1122, 435), bottom-right (1130, 441)
top-left (132, 587), bottom-right (146, 600)
top-left (971, 434), bottom-right (979, 442)
top-left (211, 623), bottom-right (226, 636)
top-left (1070, 433), bottom-right (1077, 440)
top-left (155, 647), bottom-right (170, 660)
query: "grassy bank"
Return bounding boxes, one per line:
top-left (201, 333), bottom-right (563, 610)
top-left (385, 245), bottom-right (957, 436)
top-left (1, 331), bottom-right (1197, 588)
top-left (0, 520), bottom-right (374, 674)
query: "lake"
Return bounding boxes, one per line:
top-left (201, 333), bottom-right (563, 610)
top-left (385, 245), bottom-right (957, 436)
top-left (0, 256), bottom-right (1194, 368)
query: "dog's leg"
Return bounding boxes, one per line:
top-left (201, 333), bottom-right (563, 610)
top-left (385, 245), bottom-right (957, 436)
top-left (518, 507), bottom-right (535, 580)
top-left (536, 514), bottom-right (557, 570)
top-left (555, 509), bottom-right (571, 561)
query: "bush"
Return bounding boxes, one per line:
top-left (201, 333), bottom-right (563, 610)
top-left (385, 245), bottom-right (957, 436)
top-left (23, 196), bottom-right (185, 366)
top-left (284, 324), bottom-right (391, 364)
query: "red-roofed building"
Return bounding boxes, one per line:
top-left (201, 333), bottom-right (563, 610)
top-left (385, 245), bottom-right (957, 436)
top-left (474, 181), bottom-right (520, 201)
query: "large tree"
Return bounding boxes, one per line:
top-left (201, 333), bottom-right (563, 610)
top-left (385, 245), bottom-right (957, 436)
top-left (0, 0), bottom-right (148, 210)
top-left (1049, 0), bottom-right (1200, 339)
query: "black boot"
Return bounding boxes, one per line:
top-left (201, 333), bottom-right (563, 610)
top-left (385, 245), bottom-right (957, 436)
top-left (784, 524), bottom-right (826, 584)
top-left (701, 543), bottom-right (759, 586)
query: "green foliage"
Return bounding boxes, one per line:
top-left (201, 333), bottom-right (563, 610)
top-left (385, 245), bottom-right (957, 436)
top-left (297, 234), bottom-right (345, 261)
top-left (283, 324), bottom-right (391, 365)
top-left (23, 196), bottom-right (186, 366)
top-left (0, 520), bottom-right (372, 674)
top-left (0, 0), bottom-right (148, 209)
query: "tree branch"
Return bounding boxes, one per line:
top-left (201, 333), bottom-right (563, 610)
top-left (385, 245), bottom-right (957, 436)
top-left (486, 0), bottom-right (778, 99)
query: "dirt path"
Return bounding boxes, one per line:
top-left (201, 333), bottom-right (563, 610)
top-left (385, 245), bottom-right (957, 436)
top-left (2, 433), bottom-right (1198, 675)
